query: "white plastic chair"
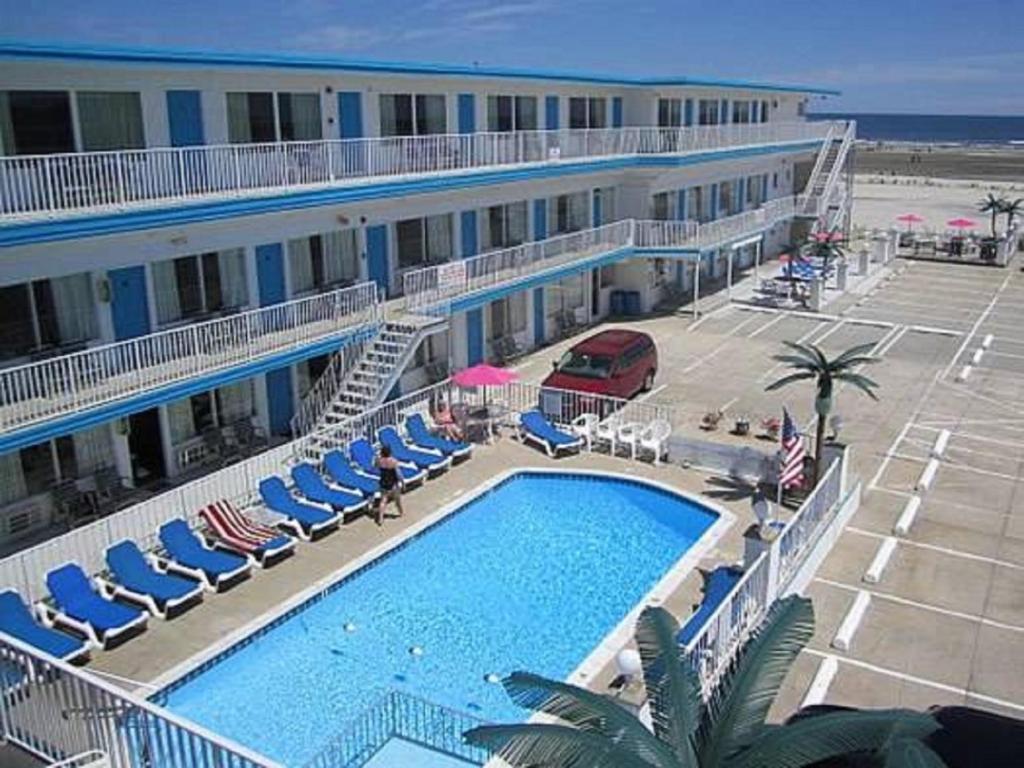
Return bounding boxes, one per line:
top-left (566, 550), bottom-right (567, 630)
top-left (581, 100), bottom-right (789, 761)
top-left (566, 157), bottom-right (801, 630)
top-left (571, 413), bottom-right (600, 451)
top-left (640, 419), bottom-right (672, 464)
top-left (595, 414), bottom-right (622, 455)
top-left (617, 421), bottom-right (643, 460)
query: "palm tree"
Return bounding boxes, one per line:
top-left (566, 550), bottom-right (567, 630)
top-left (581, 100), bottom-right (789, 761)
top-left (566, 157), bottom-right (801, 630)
top-left (1000, 197), bottom-right (1023, 232)
top-left (765, 341), bottom-right (879, 486)
top-left (806, 227), bottom-right (847, 278)
top-left (979, 193), bottom-right (1007, 238)
top-left (464, 597), bottom-right (942, 767)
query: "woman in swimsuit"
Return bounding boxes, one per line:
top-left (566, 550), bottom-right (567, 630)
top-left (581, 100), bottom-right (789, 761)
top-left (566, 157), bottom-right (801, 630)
top-left (375, 445), bottom-right (404, 525)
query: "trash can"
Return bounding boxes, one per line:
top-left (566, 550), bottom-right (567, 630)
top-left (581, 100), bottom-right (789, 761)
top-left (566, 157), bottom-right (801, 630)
top-left (624, 291), bottom-right (642, 316)
top-left (610, 290), bottom-right (625, 316)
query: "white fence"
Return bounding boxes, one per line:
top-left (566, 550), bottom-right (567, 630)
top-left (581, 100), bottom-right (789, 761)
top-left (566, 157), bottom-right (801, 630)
top-left (0, 281), bottom-right (381, 435)
top-left (683, 455), bottom-right (847, 696)
top-left (0, 632), bottom-right (279, 767)
top-left (1, 122), bottom-right (840, 220)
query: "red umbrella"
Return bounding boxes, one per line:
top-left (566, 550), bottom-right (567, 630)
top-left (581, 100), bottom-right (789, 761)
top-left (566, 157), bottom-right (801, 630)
top-left (897, 213), bottom-right (924, 231)
top-left (947, 218), bottom-right (977, 234)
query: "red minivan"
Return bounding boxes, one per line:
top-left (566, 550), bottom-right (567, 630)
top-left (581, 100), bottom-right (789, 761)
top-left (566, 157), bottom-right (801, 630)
top-left (542, 330), bottom-right (658, 399)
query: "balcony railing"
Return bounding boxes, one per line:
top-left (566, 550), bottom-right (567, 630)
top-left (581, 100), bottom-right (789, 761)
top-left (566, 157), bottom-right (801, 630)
top-left (0, 281), bottom-right (381, 438)
top-left (0, 122), bottom-right (840, 220)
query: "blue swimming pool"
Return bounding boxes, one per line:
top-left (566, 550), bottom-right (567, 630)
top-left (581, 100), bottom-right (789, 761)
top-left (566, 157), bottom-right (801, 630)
top-left (158, 471), bottom-right (721, 766)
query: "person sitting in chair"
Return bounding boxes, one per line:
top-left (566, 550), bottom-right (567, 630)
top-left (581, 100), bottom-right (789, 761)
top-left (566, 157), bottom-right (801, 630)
top-left (431, 398), bottom-right (464, 441)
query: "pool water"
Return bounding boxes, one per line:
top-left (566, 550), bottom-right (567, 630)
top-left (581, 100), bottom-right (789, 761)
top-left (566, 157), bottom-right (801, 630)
top-left (160, 471), bottom-right (719, 766)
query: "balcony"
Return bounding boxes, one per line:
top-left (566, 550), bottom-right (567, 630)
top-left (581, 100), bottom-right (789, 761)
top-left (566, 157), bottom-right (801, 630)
top-left (0, 282), bottom-right (380, 452)
top-left (0, 122), bottom-right (838, 223)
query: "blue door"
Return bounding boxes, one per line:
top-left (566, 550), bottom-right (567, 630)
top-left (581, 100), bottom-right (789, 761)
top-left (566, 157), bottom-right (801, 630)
top-left (720, 100), bottom-right (729, 124)
top-left (338, 92), bottom-right (363, 139)
top-left (612, 97), bottom-right (623, 128)
top-left (592, 191), bottom-right (602, 227)
top-left (545, 96), bottom-right (559, 130)
top-left (533, 199), bottom-right (547, 241)
top-left (265, 367), bottom-right (294, 437)
top-left (255, 243), bottom-right (286, 306)
top-left (533, 287), bottom-right (545, 346)
top-left (466, 309), bottom-right (484, 366)
top-left (109, 266), bottom-right (151, 341)
top-left (684, 99), bottom-right (694, 127)
top-left (458, 94), bottom-right (475, 134)
top-left (460, 211), bottom-right (478, 258)
top-left (366, 225), bottom-right (389, 295)
top-left (166, 90), bottom-right (204, 147)
top-left (677, 189), bottom-right (687, 220)
top-left (710, 184), bottom-right (719, 220)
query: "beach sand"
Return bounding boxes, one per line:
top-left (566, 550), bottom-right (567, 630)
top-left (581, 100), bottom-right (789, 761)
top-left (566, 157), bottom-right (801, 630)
top-left (855, 144), bottom-right (1024, 183)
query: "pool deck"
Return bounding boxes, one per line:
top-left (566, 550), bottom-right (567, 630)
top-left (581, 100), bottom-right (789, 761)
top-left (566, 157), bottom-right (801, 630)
top-left (91, 254), bottom-right (1024, 730)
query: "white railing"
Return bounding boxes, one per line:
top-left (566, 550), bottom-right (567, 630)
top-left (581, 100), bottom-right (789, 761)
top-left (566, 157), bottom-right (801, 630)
top-left (682, 454), bottom-right (847, 696)
top-left (690, 196), bottom-right (798, 251)
top-left (633, 219), bottom-right (700, 248)
top-left (0, 632), bottom-right (280, 768)
top-left (0, 281), bottom-right (381, 436)
top-left (290, 335), bottom-right (376, 439)
top-left (1, 122), bottom-right (841, 220)
top-left (0, 442), bottom-right (294, 603)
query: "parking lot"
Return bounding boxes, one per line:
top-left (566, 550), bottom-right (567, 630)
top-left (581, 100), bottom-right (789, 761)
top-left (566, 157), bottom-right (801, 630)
top-left (516, 258), bottom-right (1024, 719)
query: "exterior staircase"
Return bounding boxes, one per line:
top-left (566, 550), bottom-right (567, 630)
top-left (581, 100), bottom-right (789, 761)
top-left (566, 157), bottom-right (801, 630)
top-left (291, 313), bottom-right (447, 443)
top-left (800, 121), bottom-right (855, 232)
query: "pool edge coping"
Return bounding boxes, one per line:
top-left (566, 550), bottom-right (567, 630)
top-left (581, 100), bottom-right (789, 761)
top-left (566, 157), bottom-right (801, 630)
top-left (143, 466), bottom-right (735, 711)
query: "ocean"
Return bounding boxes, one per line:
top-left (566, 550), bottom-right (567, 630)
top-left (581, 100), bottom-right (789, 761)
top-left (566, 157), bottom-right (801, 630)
top-left (810, 113), bottom-right (1024, 146)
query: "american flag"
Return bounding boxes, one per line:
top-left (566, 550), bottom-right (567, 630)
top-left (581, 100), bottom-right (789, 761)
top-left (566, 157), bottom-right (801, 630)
top-left (779, 409), bottom-right (806, 489)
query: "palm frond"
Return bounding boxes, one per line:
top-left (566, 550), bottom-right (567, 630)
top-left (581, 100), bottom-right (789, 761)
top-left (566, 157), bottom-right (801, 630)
top-left (726, 710), bottom-right (939, 768)
top-left (883, 737), bottom-right (948, 768)
top-left (463, 723), bottom-right (658, 768)
top-left (829, 355), bottom-right (879, 371)
top-left (636, 607), bottom-right (701, 768)
top-left (770, 355), bottom-right (821, 371)
top-left (780, 341), bottom-right (821, 366)
top-left (501, 672), bottom-right (678, 768)
top-left (698, 596), bottom-right (814, 767)
top-left (834, 371), bottom-right (880, 400)
top-left (828, 341), bottom-right (879, 368)
top-left (764, 371), bottom-right (816, 392)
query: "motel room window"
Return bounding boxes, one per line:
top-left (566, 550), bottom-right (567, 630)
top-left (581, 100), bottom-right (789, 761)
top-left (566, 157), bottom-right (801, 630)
top-left (413, 334), bottom-right (447, 371)
top-left (657, 98), bottom-right (682, 128)
top-left (0, 274), bottom-right (98, 359)
top-left (76, 92), bottom-right (145, 151)
top-left (697, 99), bottom-right (720, 125)
top-left (689, 186), bottom-right (711, 223)
top-left (761, 100), bottom-right (770, 122)
top-left (227, 92), bottom-right (277, 143)
top-left (594, 186), bottom-right (616, 224)
top-left (719, 181), bottom-right (735, 217)
top-left (396, 214), bottom-right (453, 270)
top-left (276, 93), bottom-right (322, 141)
top-left (379, 94), bottom-right (447, 137)
top-left (0, 90), bottom-right (75, 155)
top-left (548, 192), bottom-right (589, 235)
top-left (731, 100), bottom-right (752, 124)
top-left (487, 95), bottom-right (538, 132)
top-left (151, 249), bottom-right (248, 326)
top-left (288, 229), bottom-right (359, 295)
top-left (0, 426), bottom-right (114, 508)
top-left (489, 293), bottom-right (527, 342)
top-left (481, 201), bottom-right (528, 250)
top-left (651, 192), bottom-right (673, 221)
top-left (167, 381), bottom-right (255, 453)
top-left (568, 97), bottom-right (607, 129)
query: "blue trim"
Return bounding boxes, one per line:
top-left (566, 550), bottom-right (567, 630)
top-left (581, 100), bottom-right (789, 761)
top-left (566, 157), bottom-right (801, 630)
top-left (0, 325), bottom-right (376, 454)
top-left (676, 189), bottom-right (687, 221)
top-left (545, 96), bottom-right (559, 130)
top-left (533, 287), bottom-right (545, 346)
top-left (166, 90), bottom-right (204, 147)
top-left (612, 97), bottom-right (623, 128)
top-left (265, 366), bottom-right (294, 437)
top-left (710, 183), bottom-right (719, 220)
top-left (533, 198), bottom-right (548, 241)
top-left (338, 92), bottom-right (363, 139)
top-left (457, 93), bottom-right (475, 134)
top-left (0, 141), bottom-right (823, 247)
top-left (460, 210), bottom-right (478, 258)
top-left (0, 41), bottom-right (840, 95)
top-left (684, 98), bottom-right (694, 127)
top-left (466, 308), bottom-right (484, 365)
top-left (108, 266), bottom-right (151, 340)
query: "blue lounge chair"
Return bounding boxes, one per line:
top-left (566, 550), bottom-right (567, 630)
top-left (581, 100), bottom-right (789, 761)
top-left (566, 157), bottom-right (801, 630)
top-left (291, 463), bottom-right (369, 517)
top-left (519, 410), bottom-right (584, 457)
top-left (405, 413), bottom-right (472, 460)
top-left (349, 439), bottom-right (427, 488)
top-left (157, 520), bottom-right (252, 593)
top-left (0, 590), bottom-right (88, 663)
top-left (101, 540), bottom-right (204, 619)
top-left (377, 426), bottom-right (451, 474)
top-left (43, 564), bottom-right (148, 649)
top-left (677, 566), bottom-right (743, 646)
top-left (323, 450), bottom-right (380, 498)
top-left (258, 477), bottom-right (340, 540)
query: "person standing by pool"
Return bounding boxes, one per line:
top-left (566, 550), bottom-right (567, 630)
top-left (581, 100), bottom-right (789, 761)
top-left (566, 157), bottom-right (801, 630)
top-left (375, 445), bottom-right (404, 525)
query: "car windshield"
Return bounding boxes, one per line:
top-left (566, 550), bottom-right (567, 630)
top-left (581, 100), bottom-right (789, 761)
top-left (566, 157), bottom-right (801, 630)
top-left (556, 351), bottom-right (614, 379)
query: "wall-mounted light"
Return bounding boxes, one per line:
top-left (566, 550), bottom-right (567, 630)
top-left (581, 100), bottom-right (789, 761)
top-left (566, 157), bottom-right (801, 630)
top-left (169, 234), bottom-right (188, 246)
top-left (336, 214), bottom-right (350, 226)
top-left (97, 278), bottom-right (112, 303)
top-left (325, 85), bottom-right (333, 94)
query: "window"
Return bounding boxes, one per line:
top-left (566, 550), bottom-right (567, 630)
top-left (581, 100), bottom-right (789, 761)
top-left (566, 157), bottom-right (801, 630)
top-left (481, 201), bottom-right (528, 250)
top-left (152, 249), bottom-right (248, 325)
top-left (489, 293), bottom-right (527, 340)
top-left (0, 273), bottom-right (97, 359)
top-left (396, 214), bottom-right (453, 269)
top-left (568, 97), bottom-right (606, 129)
top-left (414, 335), bottom-right (447, 370)
top-left (594, 187), bottom-right (616, 225)
top-left (797, 100), bottom-right (807, 117)
top-left (486, 95), bottom-right (537, 132)
top-left (0, 284), bottom-right (35, 358)
top-left (548, 192), bottom-right (589, 235)
top-left (657, 98), bottom-right (682, 128)
top-left (76, 92), bottom-right (145, 151)
top-left (379, 94), bottom-right (447, 136)
top-left (227, 92), bottom-right (276, 143)
top-left (731, 100), bottom-right (751, 124)
top-left (652, 192), bottom-right (673, 221)
top-left (761, 100), bottom-right (770, 123)
top-left (0, 91), bottom-right (74, 155)
top-left (296, 355), bottom-right (330, 399)
top-left (276, 93), bottom-right (322, 141)
top-left (698, 99), bottom-right (720, 125)
top-left (168, 382), bottom-right (254, 448)
top-left (600, 265), bottom-right (615, 288)
top-left (689, 186), bottom-right (711, 223)
top-left (719, 181), bottom-right (734, 217)
top-left (288, 230), bottom-right (359, 294)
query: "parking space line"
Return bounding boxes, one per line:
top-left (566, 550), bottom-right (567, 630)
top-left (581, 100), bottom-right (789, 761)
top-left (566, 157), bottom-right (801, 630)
top-left (802, 649), bottom-right (1024, 713)
top-left (846, 526), bottom-right (1024, 571)
top-left (746, 313), bottom-right (786, 338)
top-left (942, 272), bottom-right (1013, 380)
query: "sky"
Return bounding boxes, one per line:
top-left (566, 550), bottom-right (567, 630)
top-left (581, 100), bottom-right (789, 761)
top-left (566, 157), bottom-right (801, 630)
top-left (2, 0), bottom-right (1022, 115)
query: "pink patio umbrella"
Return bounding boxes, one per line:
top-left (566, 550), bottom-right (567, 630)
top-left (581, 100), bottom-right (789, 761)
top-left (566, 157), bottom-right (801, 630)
top-left (947, 218), bottom-right (977, 235)
top-left (896, 213), bottom-right (925, 231)
top-left (452, 363), bottom-right (520, 388)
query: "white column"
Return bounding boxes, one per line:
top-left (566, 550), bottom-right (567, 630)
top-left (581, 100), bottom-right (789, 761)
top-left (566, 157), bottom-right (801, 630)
top-left (156, 404), bottom-right (177, 478)
top-left (109, 421), bottom-right (134, 488)
top-left (727, 248), bottom-right (734, 298)
top-left (755, 239), bottom-right (762, 282)
top-left (253, 372), bottom-right (271, 435)
top-left (692, 258), bottom-right (701, 319)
